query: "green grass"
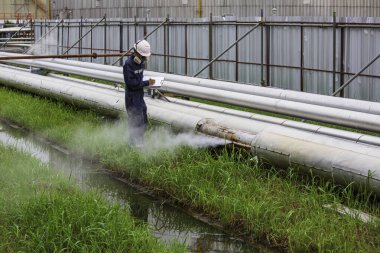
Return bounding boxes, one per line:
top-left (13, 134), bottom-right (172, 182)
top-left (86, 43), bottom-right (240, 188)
top-left (0, 145), bottom-right (184, 253)
top-left (0, 85), bottom-right (380, 252)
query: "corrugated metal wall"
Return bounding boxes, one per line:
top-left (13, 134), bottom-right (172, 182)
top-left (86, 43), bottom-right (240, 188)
top-left (34, 16), bottom-right (380, 102)
top-left (51, 0), bottom-right (380, 19)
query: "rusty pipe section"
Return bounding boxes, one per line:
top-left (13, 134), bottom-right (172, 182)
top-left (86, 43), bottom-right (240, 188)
top-left (196, 119), bottom-right (255, 148)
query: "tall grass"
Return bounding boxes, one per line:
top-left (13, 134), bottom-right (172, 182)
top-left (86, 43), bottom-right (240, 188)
top-left (0, 86), bottom-right (379, 252)
top-left (0, 144), bottom-right (184, 252)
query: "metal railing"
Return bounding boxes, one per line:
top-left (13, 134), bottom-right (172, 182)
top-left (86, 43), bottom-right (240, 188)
top-left (32, 16), bottom-right (380, 101)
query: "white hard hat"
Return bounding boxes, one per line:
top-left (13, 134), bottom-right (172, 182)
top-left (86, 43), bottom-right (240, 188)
top-left (134, 40), bottom-right (151, 57)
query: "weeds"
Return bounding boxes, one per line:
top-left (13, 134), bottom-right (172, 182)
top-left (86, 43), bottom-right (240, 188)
top-left (0, 145), bottom-right (184, 253)
top-left (0, 85), bottom-right (379, 252)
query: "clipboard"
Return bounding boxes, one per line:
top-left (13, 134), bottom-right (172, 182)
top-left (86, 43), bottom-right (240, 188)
top-left (144, 76), bottom-right (164, 89)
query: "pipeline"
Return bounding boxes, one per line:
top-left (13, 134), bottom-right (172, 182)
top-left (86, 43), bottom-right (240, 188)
top-left (1, 52), bottom-right (380, 116)
top-left (0, 52), bottom-right (131, 60)
top-left (46, 71), bottom-right (380, 147)
top-left (1, 52), bottom-right (379, 133)
top-left (2, 58), bottom-right (380, 146)
top-left (11, 54), bottom-right (377, 116)
top-left (0, 66), bottom-right (379, 196)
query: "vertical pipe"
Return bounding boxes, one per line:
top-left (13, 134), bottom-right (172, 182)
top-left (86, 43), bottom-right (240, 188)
top-left (134, 15), bottom-right (137, 42)
top-left (266, 24), bottom-right (271, 87)
top-left (209, 12), bottom-right (213, 79)
top-left (66, 21), bottom-right (70, 59)
top-left (235, 22), bottom-right (239, 82)
top-left (164, 18), bottom-right (167, 72)
top-left (79, 17), bottom-right (82, 61)
top-left (60, 22), bottom-right (64, 54)
top-left (127, 23), bottom-right (130, 56)
top-left (332, 11), bottom-right (337, 93)
top-left (339, 27), bottom-right (346, 97)
top-left (40, 20), bottom-right (43, 44)
top-left (119, 21), bottom-right (123, 66)
top-left (260, 9), bottom-right (265, 86)
top-left (44, 19), bottom-right (47, 53)
top-left (167, 14), bottom-right (170, 73)
top-left (185, 24), bottom-right (188, 75)
top-left (104, 16), bottom-right (107, 64)
top-left (300, 25), bottom-right (304, 92)
top-left (57, 21), bottom-right (60, 55)
top-left (144, 16), bottom-right (147, 36)
top-left (90, 21), bottom-right (93, 63)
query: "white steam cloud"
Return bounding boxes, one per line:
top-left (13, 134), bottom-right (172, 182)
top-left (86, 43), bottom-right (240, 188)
top-left (27, 31), bottom-right (58, 55)
top-left (142, 127), bottom-right (230, 152)
top-left (72, 120), bottom-right (230, 155)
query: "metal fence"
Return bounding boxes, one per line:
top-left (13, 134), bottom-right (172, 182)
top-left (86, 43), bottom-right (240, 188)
top-left (34, 16), bottom-right (380, 102)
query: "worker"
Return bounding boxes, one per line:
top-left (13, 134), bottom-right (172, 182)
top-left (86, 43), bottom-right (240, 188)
top-left (123, 40), bottom-right (155, 146)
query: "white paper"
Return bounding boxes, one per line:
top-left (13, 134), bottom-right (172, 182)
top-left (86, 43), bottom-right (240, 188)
top-left (143, 76), bottom-right (164, 88)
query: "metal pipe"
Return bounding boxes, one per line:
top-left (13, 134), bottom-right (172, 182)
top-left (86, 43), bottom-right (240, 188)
top-left (332, 53), bottom-right (380, 96)
top-left (339, 26), bottom-right (346, 97)
top-left (0, 66), bottom-right (379, 196)
top-left (193, 22), bottom-right (260, 77)
top-left (208, 12), bottom-right (213, 79)
top-left (260, 9), bottom-right (264, 86)
top-left (32, 19), bottom-right (380, 27)
top-left (4, 53), bottom-right (378, 117)
top-left (1, 53), bottom-right (380, 131)
top-left (165, 97), bottom-right (380, 147)
top-left (300, 25), bottom-right (304, 91)
top-left (332, 12), bottom-right (337, 93)
top-left (0, 52), bottom-right (131, 61)
top-left (160, 81), bottom-right (380, 132)
top-left (63, 16), bottom-right (106, 55)
top-left (45, 71), bottom-right (380, 148)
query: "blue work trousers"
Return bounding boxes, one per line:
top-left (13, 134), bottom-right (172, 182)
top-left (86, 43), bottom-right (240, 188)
top-left (125, 90), bottom-right (148, 146)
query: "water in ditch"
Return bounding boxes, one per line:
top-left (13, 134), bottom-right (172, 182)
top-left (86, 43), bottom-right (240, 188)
top-left (0, 121), bottom-right (271, 253)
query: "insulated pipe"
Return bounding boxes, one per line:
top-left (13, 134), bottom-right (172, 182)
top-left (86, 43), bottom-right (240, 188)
top-left (148, 98), bottom-right (380, 159)
top-left (2, 52), bottom-right (379, 117)
top-left (146, 71), bottom-right (380, 116)
top-left (2, 56), bottom-right (380, 133)
top-left (21, 55), bottom-right (379, 116)
top-left (167, 98), bottom-right (380, 147)
top-left (251, 132), bottom-right (380, 192)
top-left (1, 69), bottom-right (377, 161)
top-left (0, 66), bottom-right (254, 146)
top-left (43, 71), bottom-right (380, 147)
top-left (0, 66), bottom-right (379, 196)
top-left (160, 81), bottom-right (380, 133)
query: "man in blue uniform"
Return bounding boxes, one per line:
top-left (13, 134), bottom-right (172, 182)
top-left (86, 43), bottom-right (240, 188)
top-left (123, 40), bottom-right (155, 146)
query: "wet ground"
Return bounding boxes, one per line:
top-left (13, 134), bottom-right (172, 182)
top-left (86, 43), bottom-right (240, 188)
top-left (0, 120), bottom-right (271, 253)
